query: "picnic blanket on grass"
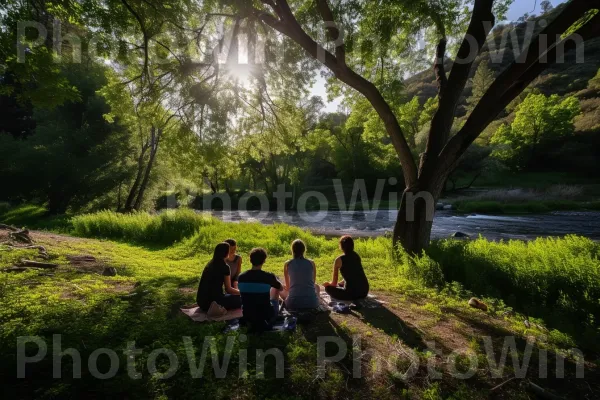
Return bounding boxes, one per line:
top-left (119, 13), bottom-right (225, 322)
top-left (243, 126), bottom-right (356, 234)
top-left (319, 290), bottom-right (387, 310)
top-left (180, 306), bottom-right (243, 322)
top-left (180, 292), bottom-right (386, 323)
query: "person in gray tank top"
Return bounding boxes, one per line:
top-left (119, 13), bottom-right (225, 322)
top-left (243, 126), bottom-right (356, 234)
top-left (281, 239), bottom-right (320, 310)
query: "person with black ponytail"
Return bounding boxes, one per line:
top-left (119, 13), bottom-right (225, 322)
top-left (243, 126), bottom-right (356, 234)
top-left (323, 235), bottom-right (369, 302)
top-left (196, 242), bottom-right (241, 312)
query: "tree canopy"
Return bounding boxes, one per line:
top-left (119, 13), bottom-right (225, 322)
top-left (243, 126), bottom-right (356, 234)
top-left (2, 0), bottom-right (600, 252)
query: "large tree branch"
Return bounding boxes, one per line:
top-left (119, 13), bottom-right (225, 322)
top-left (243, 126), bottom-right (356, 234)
top-left (433, 38), bottom-right (448, 93)
top-left (254, 0), bottom-right (418, 186)
top-left (431, 13), bottom-right (448, 94)
top-left (120, 0), bottom-right (150, 84)
top-left (461, 0), bottom-right (598, 125)
top-left (438, 11), bottom-right (600, 175)
top-left (424, 0), bottom-right (495, 163)
top-left (315, 0), bottom-right (346, 66)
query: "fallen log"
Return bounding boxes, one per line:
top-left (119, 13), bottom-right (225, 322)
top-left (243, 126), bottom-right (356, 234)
top-left (7, 245), bottom-right (48, 256)
top-left (0, 223), bottom-right (18, 232)
top-left (67, 255), bottom-right (97, 263)
top-left (9, 230), bottom-right (33, 244)
top-left (19, 259), bottom-right (58, 269)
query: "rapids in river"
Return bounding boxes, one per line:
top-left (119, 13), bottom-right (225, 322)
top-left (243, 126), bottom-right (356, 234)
top-left (206, 210), bottom-right (600, 241)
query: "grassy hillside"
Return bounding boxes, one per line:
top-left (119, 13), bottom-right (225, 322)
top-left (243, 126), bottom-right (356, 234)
top-left (405, 5), bottom-right (600, 124)
top-left (405, 4), bottom-right (600, 182)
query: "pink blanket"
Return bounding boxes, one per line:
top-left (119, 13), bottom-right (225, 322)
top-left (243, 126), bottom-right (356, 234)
top-left (180, 306), bottom-right (243, 322)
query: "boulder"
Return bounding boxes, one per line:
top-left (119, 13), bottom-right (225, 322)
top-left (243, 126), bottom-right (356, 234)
top-left (435, 202), bottom-right (444, 211)
top-left (468, 297), bottom-right (488, 312)
top-left (102, 267), bottom-right (117, 276)
top-left (443, 204), bottom-right (454, 210)
top-left (451, 232), bottom-right (470, 239)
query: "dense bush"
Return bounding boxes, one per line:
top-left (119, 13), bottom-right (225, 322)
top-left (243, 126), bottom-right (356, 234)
top-left (72, 208), bottom-right (214, 245)
top-left (70, 209), bottom-right (395, 260)
top-left (425, 236), bottom-right (600, 342)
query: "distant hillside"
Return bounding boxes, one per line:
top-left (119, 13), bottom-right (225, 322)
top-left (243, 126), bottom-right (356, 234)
top-left (404, 3), bottom-right (600, 136)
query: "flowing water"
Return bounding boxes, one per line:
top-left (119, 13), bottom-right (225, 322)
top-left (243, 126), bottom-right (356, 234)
top-left (207, 210), bottom-right (600, 241)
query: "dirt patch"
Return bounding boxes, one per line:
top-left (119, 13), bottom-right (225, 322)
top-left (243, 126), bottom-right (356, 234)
top-left (31, 231), bottom-right (85, 242)
top-left (66, 254), bottom-right (109, 274)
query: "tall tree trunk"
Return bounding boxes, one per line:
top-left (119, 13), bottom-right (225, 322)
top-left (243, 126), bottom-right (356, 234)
top-left (203, 171), bottom-right (217, 194)
top-left (116, 181), bottom-right (123, 211)
top-left (124, 145), bottom-right (149, 212)
top-left (392, 179), bottom-right (445, 254)
top-left (133, 127), bottom-right (161, 211)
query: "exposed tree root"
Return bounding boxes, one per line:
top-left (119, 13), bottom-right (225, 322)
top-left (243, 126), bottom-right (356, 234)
top-left (18, 259), bottom-right (58, 269)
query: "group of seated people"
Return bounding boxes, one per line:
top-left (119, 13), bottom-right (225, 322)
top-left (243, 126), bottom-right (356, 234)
top-left (196, 235), bottom-right (370, 331)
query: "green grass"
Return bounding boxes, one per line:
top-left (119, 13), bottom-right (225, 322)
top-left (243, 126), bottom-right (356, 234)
top-left (1, 207), bottom-right (599, 398)
top-left (71, 208), bottom-right (215, 246)
top-left (426, 236), bottom-right (600, 348)
top-left (0, 204), bottom-right (71, 231)
top-left (467, 171), bottom-right (600, 189)
top-left (451, 199), bottom-right (593, 214)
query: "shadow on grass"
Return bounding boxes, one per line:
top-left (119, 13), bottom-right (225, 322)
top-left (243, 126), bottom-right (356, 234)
top-left (452, 309), bottom-right (600, 399)
top-left (352, 305), bottom-right (428, 351)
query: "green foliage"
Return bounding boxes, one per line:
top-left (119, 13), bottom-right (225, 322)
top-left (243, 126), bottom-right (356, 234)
top-left (72, 208), bottom-right (214, 246)
top-left (426, 236), bottom-right (600, 346)
top-left (397, 97), bottom-right (422, 148)
top-left (467, 60), bottom-right (495, 109)
top-left (0, 64), bottom-right (133, 213)
top-left (540, 1), bottom-right (553, 14)
top-left (400, 250), bottom-right (445, 287)
top-left (491, 93), bottom-right (581, 169)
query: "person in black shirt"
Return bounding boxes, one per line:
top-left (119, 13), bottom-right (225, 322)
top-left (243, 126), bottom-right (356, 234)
top-left (238, 248), bottom-right (283, 331)
top-left (196, 242), bottom-right (241, 312)
top-left (323, 235), bottom-right (369, 301)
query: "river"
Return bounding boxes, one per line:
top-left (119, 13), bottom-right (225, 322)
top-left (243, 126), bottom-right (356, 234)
top-left (207, 210), bottom-right (600, 241)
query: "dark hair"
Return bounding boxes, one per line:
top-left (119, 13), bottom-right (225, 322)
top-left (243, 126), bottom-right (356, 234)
top-left (249, 248), bottom-right (267, 266)
top-left (291, 239), bottom-right (306, 258)
top-left (339, 235), bottom-right (354, 254)
top-left (224, 238), bottom-right (237, 247)
top-left (212, 242), bottom-right (230, 263)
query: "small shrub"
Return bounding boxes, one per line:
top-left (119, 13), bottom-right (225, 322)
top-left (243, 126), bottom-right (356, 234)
top-left (398, 247), bottom-right (445, 287)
